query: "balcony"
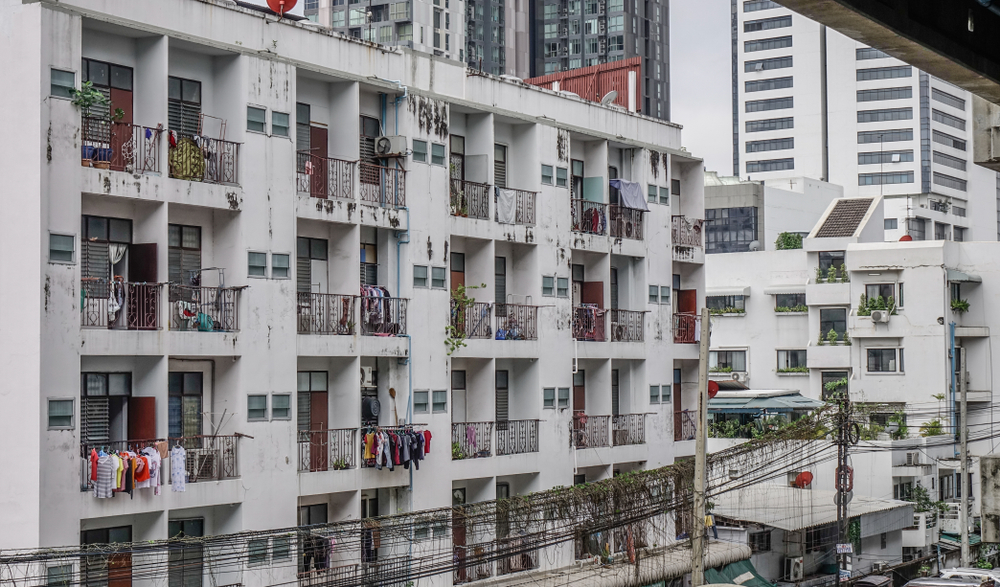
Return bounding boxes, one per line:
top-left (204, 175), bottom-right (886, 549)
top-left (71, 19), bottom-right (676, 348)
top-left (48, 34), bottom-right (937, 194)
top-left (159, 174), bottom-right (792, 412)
top-left (674, 410), bottom-right (696, 442)
top-left (360, 295), bottom-right (407, 336)
top-left (80, 435), bottom-right (241, 491)
top-left (81, 117), bottom-right (161, 175)
top-left (454, 541), bottom-right (495, 584)
top-left (297, 428), bottom-right (357, 472)
top-left (81, 281), bottom-right (162, 330)
top-left (298, 559), bottom-right (409, 587)
top-left (170, 285), bottom-right (243, 332)
top-left (168, 132), bottom-right (240, 185)
top-left (495, 419), bottom-right (539, 455)
top-left (572, 414), bottom-right (610, 449)
top-left (297, 293), bottom-right (356, 335)
top-left (359, 426), bottom-right (414, 468)
top-left (495, 188), bottom-right (536, 226)
top-left (573, 306), bottom-right (606, 341)
top-left (495, 303), bottom-right (538, 340)
top-left (359, 163), bottom-right (405, 208)
top-left (451, 300), bottom-right (493, 339)
top-left (609, 205), bottom-right (644, 240)
top-left (609, 309), bottom-right (644, 342)
top-left (452, 421), bottom-right (494, 459)
top-left (498, 537), bottom-right (540, 575)
top-left (673, 312), bottom-right (701, 344)
top-left (571, 199), bottom-right (608, 236)
top-left (672, 216), bottom-right (704, 262)
top-left (296, 153), bottom-right (356, 200)
top-left (612, 414), bottom-right (646, 446)
top-left (451, 179), bottom-right (491, 220)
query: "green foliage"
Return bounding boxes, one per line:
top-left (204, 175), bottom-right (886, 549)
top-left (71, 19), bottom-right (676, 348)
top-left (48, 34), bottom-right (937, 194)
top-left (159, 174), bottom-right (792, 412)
top-left (774, 232), bottom-right (803, 250)
top-left (709, 419), bottom-right (744, 439)
top-left (907, 485), bottom-right (949, 514)
top-left (332, 458), bottom-right (349, 470)
top-left (888, 412), bottom-right (908, 440)
top-left (826, 328), bottom-right (839, 345)
top-left (824, 378), bottom-right (848, 394)
top-left (451, 442), bottom-right (466, 460)
top-left (857, 294), bottom-right (871, 316)
top-left (920, 419), bottom-right (945, 437)
top-left (709, 366), bottom-right (733, 373)
top-left (775, 305), bottom-right (808, 313)
top-left (777, 366), bottom-right (809, 374)
top-left (849, 518), bottom-right (861, 554)
top-left (445, 283), bottom-right (486, 355)
top-left (69, 81), bottom-right (109, 116)
top-left (951, 298), bottom-right (970, 314)
top-left (858, 294), bottom-right (897, 316)
top-left (818, 329), bottom-right (826, 345)
top-left (840, 264), bottom-right (849, 282)
top-left (112, 108), bottom-right (125, 122)
top-left (827, 266), bottom-right (838, 282)
top-left (709, 307), bottom-right (745, 315)
top-left (976, 559), bottom-right (994, 570)
top-left (843, 332), bottom-right (852, 346)
top-left (815, 266), bottom-right (824, 284)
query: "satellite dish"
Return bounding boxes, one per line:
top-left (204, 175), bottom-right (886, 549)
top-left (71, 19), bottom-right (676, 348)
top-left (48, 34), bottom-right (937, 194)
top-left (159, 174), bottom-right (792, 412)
top-left (600, 90), bottom-right (618, 105)
top-left (708, 380), bottom-right (720, 399)
top-left (899, 234), bottom-right (913, 241)
top-left (748, 240), bottom-right (761, 251)
top-left (266, 0), bottom-right (297, 15)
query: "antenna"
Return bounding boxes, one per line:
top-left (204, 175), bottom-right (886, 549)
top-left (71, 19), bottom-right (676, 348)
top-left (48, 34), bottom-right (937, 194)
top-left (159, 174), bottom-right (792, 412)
top-left (600, 90), bottom-right (618, 105)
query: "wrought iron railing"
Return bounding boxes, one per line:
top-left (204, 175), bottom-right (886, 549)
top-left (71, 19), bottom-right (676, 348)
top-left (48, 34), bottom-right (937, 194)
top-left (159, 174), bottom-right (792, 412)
top-left (170, 285), bottom-right (242, 332)
top-left (675, 410), bottom-right (696, 441)
top-left (451, 300), bottom-right (492, 339)
top-left (79, 435), bottom-right (241, 491)
top-left (609, 205), bottom-right (644, 240)
top-left (612, 414), bottom-right (646, 446)
top-left (359, 163), bottom-right (405, 208)
top-left (453, 541), bottom-right (495, 584)
top-left (297, 428), bottom-right (356, 472)
top-left (497, 536), bottom-right (540, 575)
top-left (571, 198), bottom-right (608, 235)
top-left (450, 179), bottom-right (491, 219)
top-left (495, 188), bottom-right (536, 225)
top-left (452, 422), bottom-right (493, 459)
top-left (168, 131), bottom-right (240, 185)
top-left (297, 564), bottom-right (360, 587)
top-left (495, 419), bottom-right (539, 455)
top-left (297, 293), bottom-right (356, 335)
top-left (495, 303), bottom-right (538, 340)
top-left (296, 153), bottom-right (356, 200)
top-left (81, 281), bottom-right (162, 330)
top-left (609, 309), bottom-right (644, 342)
top-left (573, 306), bottom-right (606, 341)
top-left (572, 414), bottom-right (610, 449)
top-left (672, 215), bottom-right (704, 248)
top-left (673, 312), bottom-right (701, 344)
top-left (81, 117), bottom-right (161, 174)
top-left (359, 296), bottom-right (407, 336)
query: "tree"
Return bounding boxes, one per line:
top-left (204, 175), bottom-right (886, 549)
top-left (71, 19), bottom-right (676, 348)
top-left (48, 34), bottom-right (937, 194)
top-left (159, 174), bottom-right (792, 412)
top-left (775, 232), bottom-right (803, 250)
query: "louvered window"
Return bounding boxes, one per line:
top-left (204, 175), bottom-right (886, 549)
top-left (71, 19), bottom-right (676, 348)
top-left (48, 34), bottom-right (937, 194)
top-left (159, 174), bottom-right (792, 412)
top-left (494, 144), bottom-right (507, 188)
top-left (168, 519), bottom-right (204, 587)
top-left (168, 76), bottom-right (202, 136)
top-left (610, 267), bottom-right (618, 310)
top-left (82, 215), bottom-right (132, 297)
top-left (611, 369), bottom-right (619, 416)
top-left (360, 241), bottom-right (378, 286)
top-left (495, 370), bottom-right (509, 426)
top-left (360, 115), bottom-right (380, 165)
top-left (168, 224), bottom-right (202, 287)
top-left (296, 103), bottom-right (311, 171)
top-left (297, 237), bottom-right (329, 293)
top-left (168, 372), bottom-right (203, 440)
top-left (81, 373), bottom-right (132, 446)
top-left (495, 257), bottom-right (506, 316)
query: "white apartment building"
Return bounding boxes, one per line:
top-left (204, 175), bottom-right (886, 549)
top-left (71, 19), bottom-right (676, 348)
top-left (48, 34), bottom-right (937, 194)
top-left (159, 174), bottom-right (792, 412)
top-left (0, 0), bottom-right (707, 582)
top-left (732, 0), bottom-right (999, 242)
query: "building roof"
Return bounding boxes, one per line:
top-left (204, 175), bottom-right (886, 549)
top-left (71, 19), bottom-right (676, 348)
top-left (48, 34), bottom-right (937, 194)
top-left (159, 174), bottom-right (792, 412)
top-left (704, 171), bottom-right (756, 187)
top-left (712, 485), bottom-right (912, 532)
top-left (814, 198), bottom-right (875, 238)
top-left (709, 391), bottom-right (825, 413)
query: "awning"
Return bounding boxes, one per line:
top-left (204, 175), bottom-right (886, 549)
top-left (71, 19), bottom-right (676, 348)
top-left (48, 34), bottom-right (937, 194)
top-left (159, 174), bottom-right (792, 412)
top-left (705, 559), bottom-right (774, 587)
top-left (947, 269), bottom-right (982, 283)
top-left (708, 287), bottom-right (751, 297)
top-left (709, 391), bottom-right (825, 413)
top-left (763, 284), bottom-right (806, 295)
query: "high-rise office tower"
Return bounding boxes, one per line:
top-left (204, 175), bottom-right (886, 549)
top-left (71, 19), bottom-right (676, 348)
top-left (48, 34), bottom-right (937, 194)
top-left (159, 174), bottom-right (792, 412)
top-left (732, 0), bottom-right (999, 241)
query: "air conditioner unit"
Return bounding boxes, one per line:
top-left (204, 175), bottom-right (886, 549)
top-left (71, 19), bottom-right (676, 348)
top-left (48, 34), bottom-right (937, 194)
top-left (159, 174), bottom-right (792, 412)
top-left (873, 562), bottom-right (889, 573)
top-left (785, 557), bottom-right (805, 581)
top-left (731, 372), bottom-right (742, 382)
top-left (362, 396), bottom-right (382, 420)
top-left (361, 366), bottom-right (377, 387)
top-left (871, 310), bottom-right (890, 323)
top-left (906, 452), bottom-right (920, 466)
top-left (891, 154), bottom-right (901, 163)
top-left (375, 135), bottom-right (407, 157)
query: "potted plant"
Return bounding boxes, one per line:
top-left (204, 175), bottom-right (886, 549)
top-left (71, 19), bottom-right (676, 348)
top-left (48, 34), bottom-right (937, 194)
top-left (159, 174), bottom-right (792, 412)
top-left (951, 298), bottom-right (970, 314)
top-left (71, 81), bottom-right (112, 167)
top-left (826, 328), bottom-right (839, 345)
top-left (815, 266), bottom-right (824, 284)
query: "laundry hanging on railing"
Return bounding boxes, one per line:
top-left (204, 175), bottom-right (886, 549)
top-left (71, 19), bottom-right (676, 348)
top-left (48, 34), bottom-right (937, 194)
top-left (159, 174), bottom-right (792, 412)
top-left (360, 285), bottom-right (401, 336)
top-left (495, 188), bottom-right (518, 224)
top-left (360, 426), bottom-right (431, 471)
top-left (609, 179), bottom-right (649, 211)
top-left (88, 443), bottom-right (164, 499)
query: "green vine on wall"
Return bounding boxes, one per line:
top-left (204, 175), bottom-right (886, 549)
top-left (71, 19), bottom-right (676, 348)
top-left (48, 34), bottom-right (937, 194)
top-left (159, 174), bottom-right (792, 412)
top-left (445, 283), bottom-right (486, 355)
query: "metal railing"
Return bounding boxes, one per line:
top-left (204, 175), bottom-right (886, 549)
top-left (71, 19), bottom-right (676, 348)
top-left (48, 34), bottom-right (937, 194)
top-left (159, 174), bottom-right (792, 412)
top-left (672, 215), bottom-right (704, 248)
top-left (297, 428), bottom-right (357, 472)
top-left (450, 179), bottom-right (491, 219)
top-left (675, 410), bottom-right (696, 441)
top-left (571, 198), bottom-right (608, 235)
top-left (452, 422), bottom-right (493, 459)
top-left (609, 309), bottom-right (644, 342)
top-left (495, 303), bottom-right (538, 340)
top-left (359, 426), bottom-right (412, 468)
top-left (359, 163), bottom-right (405, 208)
top-left (79, 435), bottom-right (241, 491)
top-left (573, 306), bottom-right (606, 341)
top-left (359, 296), bottom-right (407, 336)
top-left (673, 312), bottom-right (701, 344)
top-left (297, 293), bottom-right (356, 335)
top-left (297, 564), bottom-right (360, 587)
top-left (572, 414), bottom-right (610, 449)
top-left (497, 537), bottom-right (540, 575)
top-left (495, 188), bottom-right (536, 225)
top-left (81, 281), bottom-right (162, 330)
top-left (495, 419), bottom-right (539, 455)
top-left (451, 300), bottom-right (493, 339)
top-left (612, 414), bottom-right (646, 446)
top-left (81, 118), bottom-right (161, 174)
top-left (170, 285), bottom-right (242, 332)
top-left (454, 542), bottom-right (495, 584)
top-left (168, 131), bottom-right (240, 185)
top-left (296, 153), bottom-right (356, 200)
top-left (609, 205), bottom-right (644, 240)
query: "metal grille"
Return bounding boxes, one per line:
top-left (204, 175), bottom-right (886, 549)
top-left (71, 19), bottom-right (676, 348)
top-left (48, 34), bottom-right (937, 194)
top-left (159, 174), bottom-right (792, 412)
top-left (612, 414), bottom-right (646, 446)
top-left (572, 414), bottom-right (610, 448)
top-left (297, 293), bottom-right (356, 335)
top-left (494, 304), bottom-right (538, 340)
top-left (450, 179), bottom-right (491, 219)
top-left (609, 309), bottom-right (644, 342)
top-left (451, 422), bottom-right (493, 459)
top-left (495, 419), bottom-right (539, 455)
top-left (296, 153), bottom-right (356, 200)
top-left (169, 286), bottom-right (242, 332)
top-left (450, 300), bottom-right (492, 339)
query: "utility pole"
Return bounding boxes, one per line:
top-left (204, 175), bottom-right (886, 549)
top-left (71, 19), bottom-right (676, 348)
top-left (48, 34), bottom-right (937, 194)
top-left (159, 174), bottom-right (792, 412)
top-left (960, 347), bottom-right (970, 566)
top-left (692, 306), bottom-right (711, 587)
top-left (835, 392), bottom-right (856, 587)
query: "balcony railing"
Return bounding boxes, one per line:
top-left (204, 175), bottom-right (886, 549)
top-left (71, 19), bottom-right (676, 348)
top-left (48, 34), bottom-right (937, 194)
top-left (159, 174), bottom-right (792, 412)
top-left (675, 410), bottom-right (696, 441)
top-left (297, 293), bottom-right (356, 335)
top-left (572, 414), bottom-right (610, 449)
top-left (360, 295), bottom-right (407, 336)
top-left (497, 536), bottom-right (540, 575)
top-left (170, 285), bottom-right (243, 332)
top-left (612, 414), bottom-right (646, 446)
top-left (360, 426), bottom-right (413, 468)
top-left (168, 131), bottom-right (240, 185)
top-left (81, 281), bottom-right (162, 330)
top-left (495, 303), bottom-right (538, 340)
top-left (451, 179), bottom-right (491, 219)
top-left (297, 428), bottom-right (357, 472)
top-left (451, 300), bottom-right (493, 339)
top-left (495, 188), bottom-right (536, 226)
top-left (297, 564), bottom-right (360, 587)
top-left (454, 542), bottom-right (495, 584)
top-left (672, 215), bottom-right (704, 248)
top-left (80, 435), bottom-right (241, 491)
top-left (673, 312), bottom-right (701, 344)
top-left (609, 309), bottom-right (644, 342)
top-left (81, 118), bottom-right (161, 174)
top-left (495, 419), bottom-right (539, 456)
top-left (571, 199), bottom-right (608, 235)
top-left (609, 205), bottom-right (644, 240)
top-left (296, 153), bottom-right (356, 200)
top-left (452, 422), bottom-right (493, 459)
top-left (359, 163), bottom-right (405, 208)
top-left (573, 306), bottom-right (606, 341)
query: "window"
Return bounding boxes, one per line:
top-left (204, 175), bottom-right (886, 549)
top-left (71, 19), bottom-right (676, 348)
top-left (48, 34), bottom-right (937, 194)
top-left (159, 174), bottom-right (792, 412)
top-left (51, 68), bottom-right (75, 98)
top-left (744, 0), bottom-right (779, 11)
top-left (954, 227), bottom-right (966, 242)
top-left (775, 293), bottom-right (805, 309)
top-left (856, 47), bottom-right (890, 60)
top-left (933, 130), bottom-right (966, 151)
top-left (413, 265), bottom-right (428, 287)
top-left (608, 35), bottom-right (624, 52)
top-left (431, 266), bottom-right (446, 289)
top-left (48, 399), bottom-right (74, 429)
top-left (298, 237), bottom-right (329, 292)
top-left (750, 530), bottom-right (771, 552)
top-left (933, 109), bottom-right (966, 131)
top-left (168, 518), bottom-right (204, 587)
top-left (168, 224), bottom-right (202, 286)
top-left (543, 388), bottom-right (556, 408)
top-left (777, 349), bottom-right (807, 371)
top-left (856, 66), bottom-right (911, 81)
top-left (412, 139), bottom-right (427, 162)
top-left (82, 526), bottom-right (132, 586)
top-left (822, 371), bottom-right (849, 400)
top-left (857, 107), bottom-right (912, 123)
top-left (414, 390), bottom-right (429, 413)
top-left (934, 173), bottom-right (967, 192)
top-left (248, 538), bottom-right (269, 566)
top-left (390, 1), bottom-right (409, 19)
top-left (271, 111), bottom-right (290, 137)
top-left (858, 129), bottom-right (913, 143)
top-left (332, 10), bottom-right (345, 26)
top-left (47, 564), bottom-right (73, 587)
top-left (556, 167), bottom-right (568, 187)
top-left (80, 373), bottom-right (132, 445)
top-left (247, 395), bottom-right (268, 421)
top-left (649, 385), bottom-right (660, 404)
top-left (818, 251), bottom-right (845, 272)
top-left (746, 97), bottom-right (793, 112)
top-left (271, 394), bottom-right (291, 419)
top-left (397, 22), bottom-right (412, 41)
top-left (557, 277), bottom-right (569, 298)
top-left (49, 233), bottom-right (75, 263)
top-left (884, 218), bottom-right (898, 230)
top-left (557, 387), bottom-right (570, 408)
top-left (746, 117), bottom-right (793, 133)
top-left (272, 254), bottom-right (290, 279)
top-left (746, 158), bottom-right (794, 173)
top-left (649, 285), bottom-right (659, 303)
top-left (806, 524), bottom-right (837, 553)
top-left (247, 106), bottom-right (266, 133)
top-left (648, 185), bottom-right (657, 203)
top-left (935, 222), bottom-right (950, 241)
top-left (908, 218), bottom-right (926, 241)
top-left (608, 15), bottom-right (624, 31)
top-left (248, 252), bottom-right (267, 277)
top-left (745, 76), bottom-right (792, 93)
top-left (661, 286), bottom-right (670, 304)
top-left (881, 532), bottom-right (887, 550)
top-left (743, 15), bottom-right (790, 31)
top-left (857, 86), bottom-right (912, 102)
top-left (542, 276), bottom-right (554, 296)
top-left (859, 172), bottom-right (914, 186)
top-left (432, 390), bottom-right (447, 413)
top-left (168, 76), bottom-right (202, 135)
top-left (169, 372), bottom-right (203, 439)
top-left (820, 308), bottom-right (847, 337)
top-left (707, 295), bottom-right (746, 312)
top-left (932, 88), bottom-right (966, 110)
top-left (933, 150), bottom-right (967, 171)
top-left (744, 56), bottom-right (792, 73)
top-left (541, 164), bottom-right (554, 185)
top-left (672, 179), bottom-right (681, 196)
top-left (744, 36), bottom-right (792, 53)
top-left (858, 150), bottom-right (914, 165)
top-left (705, 207), bottom-right (759, 254)
top-left (868, 348), bottom-right (902, 372)
top-left (709, 350), bottom-right (746, 372)
top-left (660, 187), bottom-right (670, 205)
top-left (431, 143), bottom-right (446, 165)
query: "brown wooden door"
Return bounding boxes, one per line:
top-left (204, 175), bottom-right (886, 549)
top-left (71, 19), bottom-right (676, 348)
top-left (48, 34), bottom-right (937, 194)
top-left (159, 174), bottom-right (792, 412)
top-left (673, 383), bottom-right (683, 441)
top-left (309, 392), bottom-right (329, 471)
top-left (107, 552), bottom-right (132, 587)
top-left (127, 243), bottom-right (158, 330)
top-left (128, 244), bottom-right (157, 282)
top-left (581, 281), bottom-right (604, 308)
top-left (109, 88), bottom-right (133, 172)
top-left (678, 289), bottom-right (697, 314)
top-left (311, 126), bottom-right (329, 198)
top-left (573, 385), bottom-right (586, 414)
top-left (127, 397), bottom-right (156, 441)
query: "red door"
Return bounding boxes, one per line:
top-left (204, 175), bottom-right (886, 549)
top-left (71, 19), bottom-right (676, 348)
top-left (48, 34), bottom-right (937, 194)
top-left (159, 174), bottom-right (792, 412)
top-left (107, 552), bottom-right (132, 587)
top-left (127, 243), bottom-right (158, 330)
top-left (310, 126), bottom-right (329, 198)
top-left (309, 392), bottom-right (329, 471)
top-left (673, 384), bottom-right (683, 441)
top-left (109, 88), bottom-right (133, 172)
top-left (678, 289), bottom-right (697, 314)
top-left (128, 397), bottom-right (156, 442)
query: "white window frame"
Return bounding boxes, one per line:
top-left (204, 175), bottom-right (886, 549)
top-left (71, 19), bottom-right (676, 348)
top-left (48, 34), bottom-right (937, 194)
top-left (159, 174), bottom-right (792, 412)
top-left (867, 347), bottom-right (904, 374)
top-left (557, 387), bottom-right (570, 409)
top-left (543, 388), bottom-right (556, 409)
top-left (247, 105), bottom-right (267, 134)
top-left (432, 389), bottom-right (448, 413)
top-left (541, 164), bottom-right (554, 185)
top-left (247, 537), bottom-right (269, 566)
top-left (412, 140), bottom-right (428, 163)
top-left (271, 111), bottom-right (291, 138)
top-left (50, 68), bottom-right (75, 100)
top-left (248, 394), bottom-right (269, 421)
top-left (556, 277), bottom-right (569, 298)
top-left (271, 393), bottom-right (292, 420)
top-left (542, 276), bottom-right (555, 297)
top-left (248, 251), bottom-right (268, 278)
top-left (649, 385), bottom-right (660, 404)
top-left (431, 266), bottom-right (447, 289)
top-left (48, 398), bottom-right (75, 430)
top-left (271, 253), bottom-right (291, 279)
top-left (49, 232), bottom-right (76, 264)
top-left (413, 265), bottom-right (429, 288)
top-left (414, 390), bottom-right (430, 413)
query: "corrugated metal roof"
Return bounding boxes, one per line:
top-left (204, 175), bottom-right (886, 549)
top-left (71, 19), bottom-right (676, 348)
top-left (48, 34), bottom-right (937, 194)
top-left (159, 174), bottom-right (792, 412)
top-left (524, 58), bottom-right (641, 111)
top-left (709, 392), bottom-right (824, 413)
top-left (814, 198), bottom-right (874, 238)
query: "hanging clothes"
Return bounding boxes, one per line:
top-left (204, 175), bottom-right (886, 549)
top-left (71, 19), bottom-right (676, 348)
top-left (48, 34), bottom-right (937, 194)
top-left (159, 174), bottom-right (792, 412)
top-left (495, 187), bottom-right (518, 224)
top-left (609, 179), bottom-right (649, 211)
top-left (171, 445), bottom-right (187, 492)
top-left (94, 455), bottom-right (115, 498)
